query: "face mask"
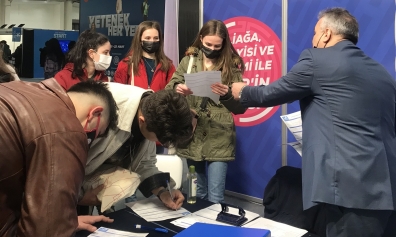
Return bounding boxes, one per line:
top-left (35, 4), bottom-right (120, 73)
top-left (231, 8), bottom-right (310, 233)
top-left (94, 54), bottom-right (112, 71)
top-left (84, 114), bottom-right (101, 147)
top-left (142, 41), bottom-right (160, 54)
top-left (201, 45), bottom-right (221, 59)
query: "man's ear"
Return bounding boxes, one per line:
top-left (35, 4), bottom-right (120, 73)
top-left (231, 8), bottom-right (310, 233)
top-left (323, 28), bottom-right (332, 43)
top-left (138, 115), bottom-right (145, 125)
top-left (87, 106), bottom-right (103, 121)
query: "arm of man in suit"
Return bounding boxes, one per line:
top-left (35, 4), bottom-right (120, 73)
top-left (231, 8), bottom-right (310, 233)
top-left (232, 49), bottom-right (314, 107)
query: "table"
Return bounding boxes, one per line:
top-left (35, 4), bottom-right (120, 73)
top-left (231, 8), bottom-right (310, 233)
top-left (76, 197), bottom-right (319, 237)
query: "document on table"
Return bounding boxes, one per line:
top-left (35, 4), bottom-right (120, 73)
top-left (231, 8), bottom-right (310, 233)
top-left (83, 167), bottom-right (141, 212)
top-left (280, 111), bottom-right (303, 157)
top-left (125, 198), bottom-right (191, 222)
top-left (171, 203), bottom-right (260, 228)
top-left (88, 227), bottom-right (148, 237)
top-left (184, 71), bottom-right (221, 103)
top-left (242, 217), bottom-right (307, 237)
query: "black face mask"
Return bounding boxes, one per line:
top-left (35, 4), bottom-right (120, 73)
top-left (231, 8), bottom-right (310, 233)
top-left (201, 45), bottom-right (221, 59)
top-left (142, 41), bottom-right (160, 54)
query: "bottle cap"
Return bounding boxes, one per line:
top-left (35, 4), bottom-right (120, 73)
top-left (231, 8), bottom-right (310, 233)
top-left (189, 165), bottom-right (195, 173)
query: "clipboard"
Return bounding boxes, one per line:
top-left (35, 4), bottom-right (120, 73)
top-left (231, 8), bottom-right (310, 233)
top-left (174, 222), bottom-right (271, 237)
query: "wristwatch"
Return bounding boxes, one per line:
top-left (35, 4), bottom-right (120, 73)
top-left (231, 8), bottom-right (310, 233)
top-left (239, 85), bottom-right (247, 99)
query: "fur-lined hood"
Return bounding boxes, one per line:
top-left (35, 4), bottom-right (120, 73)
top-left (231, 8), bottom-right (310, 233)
top-left (185, 46), bottom-right (243, 66)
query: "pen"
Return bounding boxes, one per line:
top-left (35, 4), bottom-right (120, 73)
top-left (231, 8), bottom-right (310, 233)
top-left (166, 180), bottom-right (174, 201)
top-left (135, 224), bottom-right (168, 233)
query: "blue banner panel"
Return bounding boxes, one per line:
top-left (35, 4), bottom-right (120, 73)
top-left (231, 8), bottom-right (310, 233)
top-left (204, 0), bottom-right (282, 198)
top-left (80, 0), bottom-right (165, 79)
top-left (286, 0), bottom-right (396, 166)
top-left (33, 30), bottom-right (79, 78)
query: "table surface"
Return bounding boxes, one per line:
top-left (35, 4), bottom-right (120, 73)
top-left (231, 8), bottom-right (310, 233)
top-left (76, 198), bottom-right (319, 237)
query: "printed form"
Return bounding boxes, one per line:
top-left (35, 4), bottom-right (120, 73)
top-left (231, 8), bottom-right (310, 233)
top-left (88, 227), bottom-right (148, 237)
top-left (243, 217), bottom-right (307, 237)
top-left (184, 71), bottom-right (222, 103)
top-left (280, 111), bottom-right (303, 156)
top-left (171, 204), bottom-right (260, 228)
top-left (126, 198), bottom-right (191, 222)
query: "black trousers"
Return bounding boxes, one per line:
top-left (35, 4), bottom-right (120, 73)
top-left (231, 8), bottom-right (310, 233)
top-left (317, 204), bottom-right (396, 237)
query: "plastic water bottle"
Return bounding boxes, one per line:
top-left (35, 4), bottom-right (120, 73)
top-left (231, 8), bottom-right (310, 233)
top-left (187, 165), bottom-right (197, 204)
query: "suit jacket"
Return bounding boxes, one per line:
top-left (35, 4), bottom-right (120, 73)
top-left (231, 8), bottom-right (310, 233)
top-left (241, 40), bottom-right (396, 210)
top-left (0, 79), bottom-right (88, 236)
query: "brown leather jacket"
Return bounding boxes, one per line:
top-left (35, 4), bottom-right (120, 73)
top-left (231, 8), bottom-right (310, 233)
top-left (0, 79), bottom-right (88, 236)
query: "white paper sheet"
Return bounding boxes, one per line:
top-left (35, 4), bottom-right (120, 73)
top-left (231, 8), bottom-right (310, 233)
top-left (280, 111), bottom-right (303, 157)
top-left (171, 204), bottom-right (260, 229)
top-left (184, 71), bottom-right (222, 102)
top-left (242, 217), bottom-right (307, 237)
top-left (83, 167), bottom-right (141, 212)
top-left (125, 198), bottom-right (191, 222)
top-left (88, 227), bottom-right (148, 237)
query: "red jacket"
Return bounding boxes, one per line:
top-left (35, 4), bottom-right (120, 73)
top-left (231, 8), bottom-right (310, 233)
top-left (113, 58), bottom-right (175, 92)
top-left (54, 63), bottom-right (109, 90)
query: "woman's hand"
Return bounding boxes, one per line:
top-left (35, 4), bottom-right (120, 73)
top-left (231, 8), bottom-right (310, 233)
top-left (211, 82), bottom-right (229, 96)
top-left (176, 84), bottom-right (193, 96)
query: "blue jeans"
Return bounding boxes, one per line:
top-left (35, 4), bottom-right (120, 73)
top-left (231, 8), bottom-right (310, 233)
top-left (186, 160), bottom-right (228, 203)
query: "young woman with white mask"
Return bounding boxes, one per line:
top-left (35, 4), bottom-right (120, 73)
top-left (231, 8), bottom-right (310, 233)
top-left (54, 30), bottom-right (112, 90)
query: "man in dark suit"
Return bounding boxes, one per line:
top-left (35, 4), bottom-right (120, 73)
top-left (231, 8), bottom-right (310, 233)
top-left (231, 7), bottom-right (396, 237)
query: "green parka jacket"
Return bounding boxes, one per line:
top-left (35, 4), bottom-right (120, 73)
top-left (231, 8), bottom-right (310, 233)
top-left (165, 47), bottom-right (247, 161)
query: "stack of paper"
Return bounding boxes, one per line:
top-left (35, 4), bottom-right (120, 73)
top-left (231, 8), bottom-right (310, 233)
top-left (171, 204), bottom-right (260, 228)
top-left (125, 198), bottom-right (191, 222)
top-left (242, 217), bottom-right (307, 237)
top-left (88, 227), bottom-right (148, 237)
top-left (184, 71), bottom-right (222, 102)
top-left (280, 111), bottom-right (303, 156)
top-left (82, 167), bottom-right (141, 212)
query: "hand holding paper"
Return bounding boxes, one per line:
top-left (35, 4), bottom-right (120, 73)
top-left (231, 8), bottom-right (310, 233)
top-left (175, 84), bottom-right (193, 96)
top-left (211, 82), bottom-right (229, 96)
top-left (184, 71), bottom-right (222, 102)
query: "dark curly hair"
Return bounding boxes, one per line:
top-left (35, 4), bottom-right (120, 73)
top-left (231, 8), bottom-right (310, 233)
top-left (66, 30), bottom-right (109, 80)
top-left (67, 80), bottom-right (118, 131)
top-left (140, 90), bottom-right (193, 148)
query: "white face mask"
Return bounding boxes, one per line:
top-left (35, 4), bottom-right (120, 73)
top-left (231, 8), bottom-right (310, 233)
top-left (94, 54), bottom-right (112, 71)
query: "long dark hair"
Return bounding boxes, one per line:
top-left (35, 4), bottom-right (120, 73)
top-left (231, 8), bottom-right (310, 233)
top-left (66, 30), bottom-right (109, 80)
top-left (190, 19), bottom-right (245, 85)
top-left (125, 21), bottom-right (171, 76)
top-left (46, 38), bottom-right (65, 68)
top-left (0, 51), bottom-right (13, 83)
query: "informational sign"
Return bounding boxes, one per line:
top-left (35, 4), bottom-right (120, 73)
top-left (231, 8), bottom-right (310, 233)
top-left (224, 17), bottom-right (282, 127)
top-left (80, 0), bottom-right (165, 78)
top-left (204, 0), bottom-right (282, 199)
top-left (12, 27), bottom-right (21, 42)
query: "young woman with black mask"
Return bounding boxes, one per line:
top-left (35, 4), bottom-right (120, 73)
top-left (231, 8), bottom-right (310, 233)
top-left (113, 21), bottom-right (175, 92)
top-left (165, 19), bottom-right (246, 204)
